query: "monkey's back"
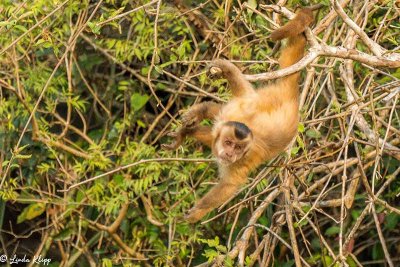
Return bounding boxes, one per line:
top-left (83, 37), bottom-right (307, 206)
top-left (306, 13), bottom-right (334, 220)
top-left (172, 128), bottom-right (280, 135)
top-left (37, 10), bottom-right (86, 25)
top-left (217, 85), bottom-right (299, 160)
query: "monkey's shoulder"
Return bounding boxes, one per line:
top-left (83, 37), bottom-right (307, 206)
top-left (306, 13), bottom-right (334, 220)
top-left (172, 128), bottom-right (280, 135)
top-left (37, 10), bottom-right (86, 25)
top-left (218, 94), bottom-right (260, 121)
top-left (217, 92), bottom-right (288, 124)
top-left (216, 93), bottom-right (299, 143)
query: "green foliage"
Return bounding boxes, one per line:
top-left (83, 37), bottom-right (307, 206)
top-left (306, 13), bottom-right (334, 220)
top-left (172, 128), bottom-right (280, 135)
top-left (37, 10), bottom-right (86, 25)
top-left (325, 226), bottom-right (341, 236)
top-left (385, 212), bottom-right (399, 230)
top-left (305, 128), bottom-right (322, 139)
top-left (130, 93), bottom-right (149, 112)
top-left (17, 202), bottom-right (46, 223)
top-left (0, 0), bottom-right (398, 266)
top-left (199, 237), bottom-right (228, 263)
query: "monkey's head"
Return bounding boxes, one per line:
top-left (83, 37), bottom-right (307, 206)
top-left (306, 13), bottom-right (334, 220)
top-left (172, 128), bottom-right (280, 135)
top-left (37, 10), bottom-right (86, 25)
top-left (213, 121), bottom-right (253, 165)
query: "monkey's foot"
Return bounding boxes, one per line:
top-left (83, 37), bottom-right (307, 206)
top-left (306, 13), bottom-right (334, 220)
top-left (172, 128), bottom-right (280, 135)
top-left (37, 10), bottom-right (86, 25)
top-left (208, 59), bottom-right (238, 77)
top-left (161, 143), bottom-right (178, 150)
top-left (181, 110), bottom-right (200, 128)
top-left (209, 66), bottom-right (222, 75)
top-left (161, 132), bottom-right (182, 150)
top-left (184, 207), bottom-right (210, 223)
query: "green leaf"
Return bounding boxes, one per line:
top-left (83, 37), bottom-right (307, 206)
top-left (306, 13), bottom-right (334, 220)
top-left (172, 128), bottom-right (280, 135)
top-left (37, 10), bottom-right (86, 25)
top-left (351, 210), bottom-right (361, 220)
top-left (246, 0), bottom-right (257, 16)
top-left (203, 249), bottom-right (219, 263)
top-left (199, 237), bottom-right (220, 247)
top-left (372, 243), bottom-right (384, 260)
top-left (113, 174), bottom-right (124, 185)
top-left (245, 255), bottom-right (253, 266)
top-left (331, 100), bottom-right (341, 113)
top-left (75, 191), bottom-right (85, 203)
top-left (0, 21), bottom-right (12, 27)
top-left (322, 256), bottom-right (334, 267)
top-left (224, 257), bottom-right (234, 267)
top-left (141, 66), bottom-right (149, 75)
top-left (320, 0), bottom-right (330, 6)
top-left (2, 160), bottom-right (10, 167)
top-left (16, 144), bottom-right (30, 153)
top-left (137, 119), bottom-right (146, 128)
top-left (296, 135), bottom-right (305, 149)
top-left (17, 202), bottom-right (46, 224)
top-left (325, 226), bottom-right (340, 236)
top-left (294, 219), bottom-right (308, 228)
top-left (281, 260), bottom-right (295, 267)
top-left (385, 212), bottom-right (399, 230)
top-left (15, 154), bottom-right (32, 159)
top-left (346, 256), bottom-right (358, 267)
top-left (130, 93), bottom-right (149, 111)
top-left (102, 258), bottom-right (113, 267)
top-left (87, 22), bottom-right (101, 35)
top-left (306, 128), bottom-right (321, 139)
top-left (298, 123), bottom-right (305, 133)
top-left (117, 80), bottom-right (130, 91)
top-left (54, 227), bottom-right (74, 241)
top-left (248, 0), bottom-right (257, 9)
top-left (14, 25), bottom-right (28, 33)
top-left (301, 205), bottom-right (311, 212)
top-left (291, 146), bottom-right (300, 156)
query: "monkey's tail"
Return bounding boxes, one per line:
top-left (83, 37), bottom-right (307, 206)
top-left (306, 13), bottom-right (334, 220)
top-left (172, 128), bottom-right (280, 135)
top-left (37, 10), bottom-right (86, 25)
top-left (270, 8), bottom-right (314, 98)
top-left (270, 8), bottom-right (314, 44)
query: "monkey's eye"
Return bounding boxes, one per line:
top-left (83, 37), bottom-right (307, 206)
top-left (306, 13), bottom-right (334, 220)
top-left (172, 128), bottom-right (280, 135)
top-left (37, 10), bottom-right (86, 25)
top-left (224, 140), bottom-right (232, 146)
top-left (234, 145), bottom-right (242, 151)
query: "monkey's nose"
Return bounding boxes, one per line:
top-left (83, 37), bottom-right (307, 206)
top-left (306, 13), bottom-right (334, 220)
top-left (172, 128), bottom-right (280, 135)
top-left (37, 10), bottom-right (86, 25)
top-left (225, 151), bottom-right (233, 158)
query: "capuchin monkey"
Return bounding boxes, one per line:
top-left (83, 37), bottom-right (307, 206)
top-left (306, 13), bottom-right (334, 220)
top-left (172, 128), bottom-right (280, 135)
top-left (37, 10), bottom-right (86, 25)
top-left (163, 8), bottom-right (314, 223)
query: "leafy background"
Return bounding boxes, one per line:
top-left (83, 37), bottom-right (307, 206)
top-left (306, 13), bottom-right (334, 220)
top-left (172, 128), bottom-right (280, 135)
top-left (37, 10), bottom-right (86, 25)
top-left (0, 0), bottom-right (399, 266)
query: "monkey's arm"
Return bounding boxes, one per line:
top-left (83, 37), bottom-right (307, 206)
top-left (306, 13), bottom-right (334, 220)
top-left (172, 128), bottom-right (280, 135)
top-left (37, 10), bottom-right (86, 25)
top-left (209, 59), bottom-right (255, 97)
top-left (185, 174), bottom-right (247, 223)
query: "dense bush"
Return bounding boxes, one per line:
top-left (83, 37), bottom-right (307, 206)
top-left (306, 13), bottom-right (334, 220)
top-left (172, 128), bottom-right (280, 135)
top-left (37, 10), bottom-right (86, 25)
top-left (0, 0), bottom-right (399, 266)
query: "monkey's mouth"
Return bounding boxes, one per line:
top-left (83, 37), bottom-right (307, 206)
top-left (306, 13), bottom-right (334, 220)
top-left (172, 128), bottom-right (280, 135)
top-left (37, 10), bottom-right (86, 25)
top-left (217, 156), bottom-right (236, 165)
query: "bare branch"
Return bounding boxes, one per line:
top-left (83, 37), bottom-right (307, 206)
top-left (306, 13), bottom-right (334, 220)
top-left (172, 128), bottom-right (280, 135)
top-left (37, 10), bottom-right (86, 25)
top-left (331, 0), bottom-right (385, 56)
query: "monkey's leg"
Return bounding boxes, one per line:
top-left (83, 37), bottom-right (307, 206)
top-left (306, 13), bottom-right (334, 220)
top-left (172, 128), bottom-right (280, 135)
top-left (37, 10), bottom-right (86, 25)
top-left (163, 102), bottom-right (220, 150)
top-left (182, 101), bottom-right (221, 128)
top-left (189, 126), bottom-right (214, 148)
top-left (162, 125), bottom-right (213, 150)
top-left (209, 59), bottom-right (255, 97)
top-left (185, 178), bottom-right (244, 223)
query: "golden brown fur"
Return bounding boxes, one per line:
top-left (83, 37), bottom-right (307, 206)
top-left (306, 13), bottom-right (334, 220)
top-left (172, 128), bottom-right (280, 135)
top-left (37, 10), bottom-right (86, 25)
top-left (163, 8), bottom-right (314, 223)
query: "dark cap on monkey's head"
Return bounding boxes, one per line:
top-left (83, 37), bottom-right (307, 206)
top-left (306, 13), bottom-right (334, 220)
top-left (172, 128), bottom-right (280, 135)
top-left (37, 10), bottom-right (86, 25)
top-left (225, 121), bottom-right (252, 140)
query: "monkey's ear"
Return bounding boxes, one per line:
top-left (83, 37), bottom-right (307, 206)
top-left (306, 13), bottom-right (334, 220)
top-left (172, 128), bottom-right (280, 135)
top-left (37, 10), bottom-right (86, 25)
top-left (211, 121), bottom-right (225, 139)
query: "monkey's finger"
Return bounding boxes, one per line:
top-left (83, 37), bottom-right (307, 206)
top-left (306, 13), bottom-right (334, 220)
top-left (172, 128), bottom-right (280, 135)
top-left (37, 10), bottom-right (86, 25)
top-left (175, 215), bottom-right (186, 223)
top-left (184, 213), bottom-right (199, 224)
top-left (161, 143), bottom-right (179, 150)
top-left (181, 116), bottom-right (197, 128)
top-left (167, 131), bottom-right (178, 138)
top-left (184, 207), bottom-right (209, 223)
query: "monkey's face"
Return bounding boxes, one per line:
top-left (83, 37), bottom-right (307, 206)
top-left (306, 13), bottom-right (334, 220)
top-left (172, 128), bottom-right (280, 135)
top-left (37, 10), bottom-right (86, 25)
top-left (213, 121), bottom-right (253, 165)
